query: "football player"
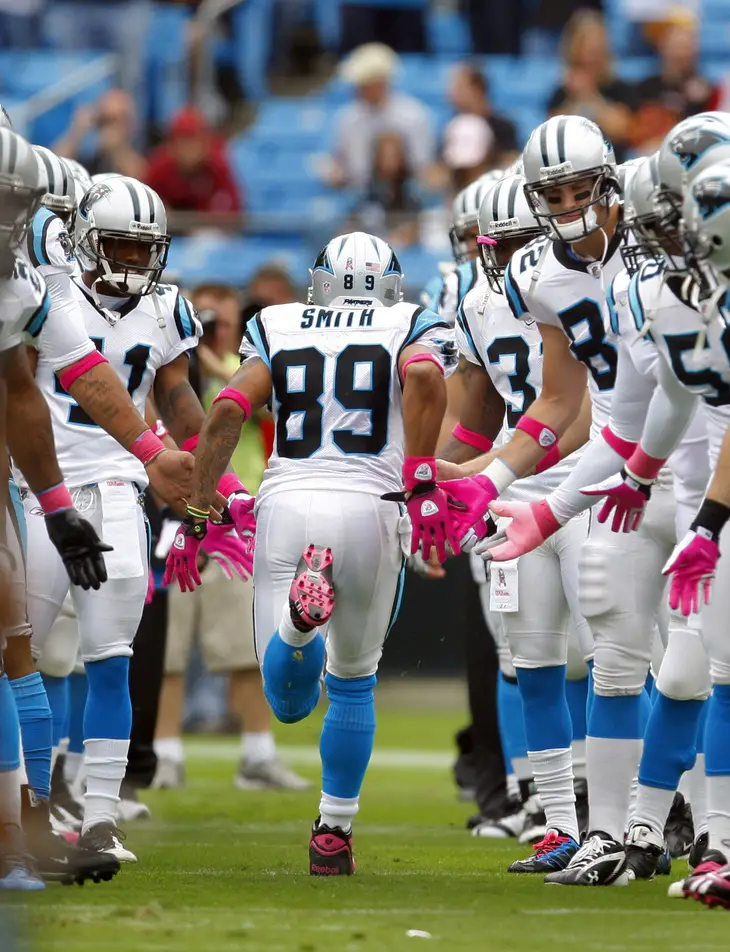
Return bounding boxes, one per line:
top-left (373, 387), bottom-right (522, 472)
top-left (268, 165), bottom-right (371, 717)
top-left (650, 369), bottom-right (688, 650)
top-left (18, 175), bottom-right (252, 863)
top-left (166, 232), bottom-right (458, 875)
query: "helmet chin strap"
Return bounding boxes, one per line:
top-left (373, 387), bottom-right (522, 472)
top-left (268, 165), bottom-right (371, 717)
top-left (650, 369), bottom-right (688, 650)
top-left (693, 282), bottom-right (727, 362)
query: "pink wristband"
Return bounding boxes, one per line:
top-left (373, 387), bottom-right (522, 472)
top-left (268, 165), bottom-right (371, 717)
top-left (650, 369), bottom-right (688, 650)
top-left (403, 456), bottom-right (436, 491)
top-left (218, 473), bottom-right (248, 500)
top-left (626, 445), bottom-right (667, 482)
top-left (452, 423), bottom-right (493, 453)
top-left (536, 444), bottom-right (561, 474)
top-left (131, 429), bottom-right (166, 466)
top-left (37, 482), bottom-right (73, 514)
top-left (212, 386), bottom-right (252, 421)
top-left (57, 350), bottom-right (107, 392)
top-left (153, 419), bottom-right (168, 439)
top-left (181, 434), bottom-right (199, 453)
top-left (601, 424), bottom-right (637, 461)
top-left (515, 415), bottom-right (558, 449)
top-left (400, 352), bottom-right (444, 383)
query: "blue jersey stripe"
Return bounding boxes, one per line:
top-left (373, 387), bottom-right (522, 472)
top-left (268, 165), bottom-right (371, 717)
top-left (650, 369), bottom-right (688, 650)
top-left (244, 313), bottom-right (270, 368)
top-left (606, 279), bottom-right (620, 335)
top-left (25, 289), bottom-right (51, 338)
top-left (504, 262), bottom-right (527, 318)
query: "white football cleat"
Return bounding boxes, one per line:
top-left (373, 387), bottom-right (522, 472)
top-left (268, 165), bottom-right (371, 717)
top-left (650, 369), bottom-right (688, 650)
top-left (77, 822), bottom-right (137, 863)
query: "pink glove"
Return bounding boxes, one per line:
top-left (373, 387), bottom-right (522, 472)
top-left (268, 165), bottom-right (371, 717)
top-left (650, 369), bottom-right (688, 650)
top-left (406, 486), bottom-right (461, 563)
top-left (437, 474), bottom-right (500, 551)
top-left (580, 467), bottom-right (653, 533)
top-left (201, 521), bottom-right (253, 581)
top-left (229, 493), bottom-right (256, 548)
top-left (163, 519), bottom-right (205, 592)
top-left (663, 530), bottom-right (720, 617)
top-left (145, 569), bottom-right (156, 605)
top-left (475, 499), bottom-right (562, 561)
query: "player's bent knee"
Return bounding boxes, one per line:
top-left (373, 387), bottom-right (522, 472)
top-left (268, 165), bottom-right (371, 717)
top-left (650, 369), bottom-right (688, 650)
top-left (710, 659), bottom-right (730, 686)
top-left (656, 630), bottom-right (711, 701)
top-left (37, 634), bottom-right (80, 679)
top-left (80, 643), bottom-right (134, 665)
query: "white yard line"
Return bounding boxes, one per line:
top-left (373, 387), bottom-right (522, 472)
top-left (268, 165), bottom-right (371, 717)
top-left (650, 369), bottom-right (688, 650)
top-left (184, 741), bottom-right (451, 769)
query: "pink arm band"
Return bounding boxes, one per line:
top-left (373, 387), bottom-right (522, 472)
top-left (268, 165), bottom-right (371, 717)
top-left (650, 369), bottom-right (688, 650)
top-left (181, 434), bottom-right (199, 453)
top-left (452, 423), bottom-right (493, 453)
top-left (131, 430), bottom-right (166, 466)
top-left (535, 444), bottom-right (561, 474)
top-left (218, 473), bottom-right (248, 499)
top-left (601, 424), bottom-right (637, 461)
top-left (626, 445), bottom-right (667, 481)
top-left (36, 482), bottom-right (73, 514)
top-left (515, 415), bottom-right (558, 449)
top-left (57, 350), bottom-right (107, 392)
top-left (400, 352), bottom-right (444, 383)
top-left (212, 386), bottom-right (252, 421)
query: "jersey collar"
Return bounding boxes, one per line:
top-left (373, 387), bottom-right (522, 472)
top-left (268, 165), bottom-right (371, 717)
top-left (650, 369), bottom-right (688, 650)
top-left (75, 279), bottom-right (141, 319)
top-left (553, 225), bottom-right (624, 275)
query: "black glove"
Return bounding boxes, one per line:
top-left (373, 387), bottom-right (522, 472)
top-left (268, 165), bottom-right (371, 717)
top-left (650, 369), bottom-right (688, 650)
top-left (45, 509), bottom-right (113, 591)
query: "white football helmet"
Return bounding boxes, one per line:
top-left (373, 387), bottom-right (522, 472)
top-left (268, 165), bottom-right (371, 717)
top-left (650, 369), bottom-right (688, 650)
top-left (683, 159), bottom-right (730, 289)
top-left (522, 115), bottom-right (618, 242)
top-left (33, 145), bottom-right (76, 223)
top-left (450, 170), bottom-right (503, 264)
top-left (477, 173), bottom-right (544, 292)
top-left (620, 153), bottom-right (672, 273)
top-left (75, 176), bottom-right (170, 297)
top-left (0, 104), bottom-right (12, 129)
top-left (0, 129), bottom-right (43, 265)
top-left (308, 232), bottom-right (403, 308)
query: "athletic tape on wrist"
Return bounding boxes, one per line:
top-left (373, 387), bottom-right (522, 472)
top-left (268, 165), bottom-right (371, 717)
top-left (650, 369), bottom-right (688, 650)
top-left (37, 482), bottom-right (73, 514)
top-left (181, 434), bottom-right (199, 453)
top-left (535, 444), bottom-right (561, 474)
top-left (515, 415), bottom-right (558, 449)
top-left (480, 458), bottom-right (517, 494)
top-left (212, 386), bottom-right (252, 421)
top-left (57, 350), bottom-right (107, 392)
top-left (601, 424), bottom-right (637, 461)
top-left (131, 429), bottom-right (166, 466)
top-left (400, 352), bottom-right (444, 383)
top-left (452, 423), bottom-right (493, 453)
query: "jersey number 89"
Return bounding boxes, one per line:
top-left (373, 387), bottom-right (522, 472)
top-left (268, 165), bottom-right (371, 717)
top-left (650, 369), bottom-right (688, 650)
top-left (271, 344), bottom-right (390, 459)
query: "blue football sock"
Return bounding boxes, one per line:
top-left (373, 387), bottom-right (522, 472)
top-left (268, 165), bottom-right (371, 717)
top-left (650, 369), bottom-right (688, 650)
top-left (40, 675), bottom-right (69, 748)
top-left (697, 698), bottom-right (708, 756)
top-left (640, 685), bottom-right (653, 733)
top-left (11, 673), bottom-right (51, 798)
top-left (262, 629), bottom-right (324, 724)
top-left (516, 665), bottom-right (572, 752)
top-left (586, 660), bottom-right (595, 723)
top-left (320, 674), bottom-right (376, 800)
top-left (67, 673), bottom-right (87, 755)
top-left (638, 692), bottom-right (703, 790)
top-left (566, 676), bottom-right (588, 742)
top-left (706, 684), bottom-right (730, 777)
top-left (497, 673), bottom-right (527, 772)
top-left (0, 674), bottom-right (21, 772)
top-left (645, 671), bottom-right (656, 701)
top-left (589, 693), bottom-right (643, 740)
top-left (83, 657), bottom-right (132, 740)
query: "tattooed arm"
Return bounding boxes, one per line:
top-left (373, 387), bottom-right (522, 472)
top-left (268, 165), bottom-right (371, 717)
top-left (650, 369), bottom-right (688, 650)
top-left (153, 354), bottom-right (208, 445)
top-left (188, 357), bottom-right (273, 512)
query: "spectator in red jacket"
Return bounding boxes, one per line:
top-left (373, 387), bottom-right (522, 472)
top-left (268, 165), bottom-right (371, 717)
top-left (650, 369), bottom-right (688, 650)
top-left (145, 107), bottom-right (242, 218)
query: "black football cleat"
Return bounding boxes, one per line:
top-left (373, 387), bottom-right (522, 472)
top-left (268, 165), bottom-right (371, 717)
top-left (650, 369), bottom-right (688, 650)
top-left (688, 832), bottom-right (709, 871)
top-left (664, 791), bottom-right (694, 858)
top-left (309, 818), bottom-right (355, 876)
top-left (508, 830), bottom-right (579, 873)
top-left (544, 831), bottom-right (629, 886)
top-left (625, 823), bottom-right (668, 881)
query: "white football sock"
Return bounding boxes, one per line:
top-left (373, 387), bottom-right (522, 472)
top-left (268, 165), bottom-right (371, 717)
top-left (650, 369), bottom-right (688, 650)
top-left (279, 610), bottom-right (318, 648)
top-left (528, 747), bottom-right (578, 842)
top-left (154, 736), bottom-right (184, 764)
top-left (506, 773), bottom-right (520, 801)
top-left (631, 782), bottom-right (675, 836)
top-left (241, 732), bottom-right (276, 765)
top-left (572, 739), bottom-right (587, 779)
top-left (587, 736), bottom-right (642, 842)
top-left (707, 773), bottom-right (730, 856)
top-left (685, 754), bottom-right (708, 838)
top-left (512, 756), bottom-right (532, 783)
top-left (319, 791), bottom-right (358, 831)
top-left (82, 738), bottom-right (129, 834)
top-left (63, 751), bottom-right (84, 786)
top-left (0, 767), bottom-right (22, 827)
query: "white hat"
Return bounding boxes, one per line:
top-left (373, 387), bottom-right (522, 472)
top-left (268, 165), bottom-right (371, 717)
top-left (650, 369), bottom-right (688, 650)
top-left (443, 114), bottom-right (495, 169)
top-left (338, 43), bottom-right (399, 85)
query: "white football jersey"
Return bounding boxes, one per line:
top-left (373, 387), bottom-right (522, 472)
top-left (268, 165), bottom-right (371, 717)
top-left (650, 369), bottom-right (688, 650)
top-left (457, 281), bottom-right (583, 501)
top-left (240, 300), bottom-right (454, 501)
top-left (504, 231), bottom-right (625, 437)
top-left (0, 253), bottom-right (50, 354)
top-left (23, 280), bottom-right (201, 489)
top-left (27, 207), bottom-right (80, 279)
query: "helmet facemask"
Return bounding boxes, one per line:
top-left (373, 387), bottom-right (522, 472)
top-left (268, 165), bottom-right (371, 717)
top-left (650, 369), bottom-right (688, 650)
top-left (80, 227), bottom-right (170, 297)
top-left (449, 219), bottom-right (479, 265)
top-left (0, 175), bottom-right (43, 252)
top-left (478, 228), bottom-right (543, 294)
top-left (524, 168), bottom-right (617, 242)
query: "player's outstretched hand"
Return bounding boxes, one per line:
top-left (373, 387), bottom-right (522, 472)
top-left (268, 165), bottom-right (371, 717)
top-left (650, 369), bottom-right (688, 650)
top-left (405, 484), bottom-right (461, 564)
top-left (437, 474), bottom-right (500, 551)
top-left (164, 518), bottom-right (206, 592)
top-left (476, 499), bottom-right (561, 561)
top-left (45, 510), bottom-right (112, 591)
top-left (663, 530), bottom-right (720, 617)
top-left (201, 521), bottom-right (253, 581)
top-left (146, 449), bottom-right (195, 515)
top-left (580, 468), bottom-right (652, 533)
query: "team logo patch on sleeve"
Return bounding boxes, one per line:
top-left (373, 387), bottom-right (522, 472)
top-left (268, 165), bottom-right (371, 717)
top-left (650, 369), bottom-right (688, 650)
top-left (58, 230), bottom-right (76, 262)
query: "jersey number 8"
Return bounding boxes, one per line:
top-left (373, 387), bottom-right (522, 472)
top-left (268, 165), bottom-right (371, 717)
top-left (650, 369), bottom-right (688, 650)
top-left (271, 343), bottom-right (390, 458)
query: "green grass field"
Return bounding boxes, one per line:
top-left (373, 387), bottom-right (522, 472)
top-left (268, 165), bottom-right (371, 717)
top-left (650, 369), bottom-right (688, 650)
top-left (5, 703), bottom-right (727, 952)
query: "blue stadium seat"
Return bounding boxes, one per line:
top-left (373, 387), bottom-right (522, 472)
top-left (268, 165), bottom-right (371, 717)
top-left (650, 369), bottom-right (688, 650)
top-left (146, 3), bottom-right (189, 128)
top-left (167, 236), bottom-right (309, 286)
top-left (231, 0), bottom-right (274, 101)
top-left (427, 10), bottom-right (471, 56)
top-left (701, 19), bottom-right (730, 58)
top-left (398, 246), bottom-right (442, 297)
top-left (615, 56), bottom-right (656, 82)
